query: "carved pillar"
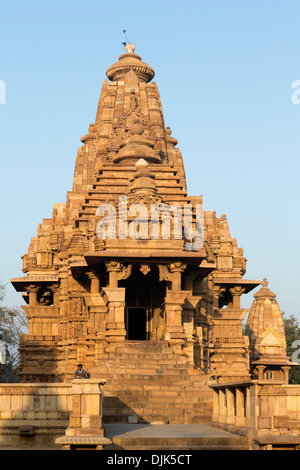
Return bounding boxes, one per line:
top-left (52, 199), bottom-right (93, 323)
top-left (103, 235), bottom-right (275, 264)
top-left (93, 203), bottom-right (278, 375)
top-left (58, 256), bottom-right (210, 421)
top-left (105, 261), bottom-right (133, 288)
top-left (55, 379), bottom-right (112, 450)
top-left (158, 262), bottom-right (188, 355)
top-left (103, 262), bottom-right (132, 351)
top-left (212, 388), bottom-right (220, 424)
top-left (210, 284), bottom-right (226, 308)
top-left (184, 269), bottom-right (196, 291)
top-left (256, 365), bottom-right (265, 380)
top-left (229, 286), bottom-right (245, 309)
top-left (102, 287), bottom-right (126, 352)
top-left (26, 285), bottom-right (40, 306)
top-left (182, 268), bottom-right (199, 363)
top-left (169, 262), bottom-right (186, 290)
top-left (163, 291), bottom-right (189, 354)
top-left (87, 271), bottom-right (100, 295)
top-left (236, 387), bottom-right (246, 427)
top-left (282, 366), bottom-right (290, 384)
top-left (84, 273), bottom-right (108, 366)
top-left (182, 294), bottom-right (202, 364)
top-left (219, 388), bottom-right (226, 423)
top-left (105, 261), bottom-right (120, 288)
top-left (49, 284), bottom-right (60, 306)
top-left (226, 387), bottom-right (235, 425)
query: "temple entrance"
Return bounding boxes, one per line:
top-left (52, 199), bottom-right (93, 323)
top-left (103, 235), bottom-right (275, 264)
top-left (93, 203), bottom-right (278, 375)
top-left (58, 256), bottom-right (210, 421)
top-left (126, 307), bottom-right (147, 340)
top-left (119, 265), bottom-right (166, 341)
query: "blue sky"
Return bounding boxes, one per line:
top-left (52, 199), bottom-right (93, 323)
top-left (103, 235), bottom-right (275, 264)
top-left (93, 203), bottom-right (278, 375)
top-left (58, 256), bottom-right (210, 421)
top-left (0, 0), bottom-right (299, 321)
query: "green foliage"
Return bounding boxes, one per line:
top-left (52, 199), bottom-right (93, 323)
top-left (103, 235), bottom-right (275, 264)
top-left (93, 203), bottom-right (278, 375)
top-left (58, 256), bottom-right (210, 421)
top-left (0, 284), bottom-right (28, 382)
top-left (282, 312), bottom-right (300, 384)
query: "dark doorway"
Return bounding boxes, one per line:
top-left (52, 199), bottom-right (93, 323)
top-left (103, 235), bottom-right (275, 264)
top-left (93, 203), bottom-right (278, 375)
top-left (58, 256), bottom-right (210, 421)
top-left (119, 265), bottom-right (166, 341)
top-left (126, 308), bottom-right (147, 340)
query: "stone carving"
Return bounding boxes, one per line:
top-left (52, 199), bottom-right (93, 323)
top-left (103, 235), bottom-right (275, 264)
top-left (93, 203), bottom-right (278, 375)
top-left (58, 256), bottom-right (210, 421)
top-left (117, 264), bottom-right (132, 281)
top-left (140, 265), bottom-right (151, 276)
top-left (158, 264), bottom-right (174, 282)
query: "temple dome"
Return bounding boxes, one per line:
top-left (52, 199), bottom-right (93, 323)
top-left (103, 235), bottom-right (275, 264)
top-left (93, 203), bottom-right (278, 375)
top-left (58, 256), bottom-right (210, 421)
top-left (106, 44), bottom-right (155, 83)
top-left (253, 278), bottom-right (276, 300)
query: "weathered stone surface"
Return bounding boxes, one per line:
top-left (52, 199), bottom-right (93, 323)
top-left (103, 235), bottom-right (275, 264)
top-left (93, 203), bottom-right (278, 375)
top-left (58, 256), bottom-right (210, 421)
top-left (9, 44), bottom-right (300, 448)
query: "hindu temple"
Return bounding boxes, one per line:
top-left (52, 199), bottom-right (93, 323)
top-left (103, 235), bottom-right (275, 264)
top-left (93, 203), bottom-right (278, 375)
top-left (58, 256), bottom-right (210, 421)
top-left (7, 44), bottom-right (300, 450)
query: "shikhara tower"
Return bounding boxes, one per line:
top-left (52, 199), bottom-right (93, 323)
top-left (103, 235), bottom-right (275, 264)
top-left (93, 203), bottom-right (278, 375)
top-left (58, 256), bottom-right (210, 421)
top-left (11, 43), bottom-right (290, 423)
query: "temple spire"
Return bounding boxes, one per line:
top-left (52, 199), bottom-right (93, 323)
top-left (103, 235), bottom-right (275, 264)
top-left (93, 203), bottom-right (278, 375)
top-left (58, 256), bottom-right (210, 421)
top-left (245, 278), bottom-right (292, 382)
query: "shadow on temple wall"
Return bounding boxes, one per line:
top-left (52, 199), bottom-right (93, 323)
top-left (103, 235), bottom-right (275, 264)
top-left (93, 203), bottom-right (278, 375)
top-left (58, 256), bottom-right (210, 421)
top-left (102, 396), bottom-right (151, 425)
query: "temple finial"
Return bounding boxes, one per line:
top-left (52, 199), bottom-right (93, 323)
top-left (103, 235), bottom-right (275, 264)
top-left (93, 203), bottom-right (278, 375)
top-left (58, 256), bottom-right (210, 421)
top-left (125, 43), bottom-right (135, 54)
top-left (122, 30), bottom-right (135, 53)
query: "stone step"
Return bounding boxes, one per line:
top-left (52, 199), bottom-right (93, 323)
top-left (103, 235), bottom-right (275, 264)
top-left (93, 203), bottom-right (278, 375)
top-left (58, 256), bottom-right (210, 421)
top-left (96, 372), bottom-right (208, 384)
top-left (98, 376), bottom-right (208, 390)
top-left (93, 341), bottom-right (213, 424)
top-left (103, 396), bottom-right (212, 407)
top-left (103, 398), bottom-right (212, 409)
top-left (103, 414), bottom-right (212, 425)
top-left (116, 340), bottom-right (169, 348)
top-left (102, 409), bottom-right (213, 423)
top-left (103, 387), bottom-right (212, 398)
top-left (95, 368), bottom-right (186, 378)
top-left (111, 350), bottom-right (188, 357)
top-left (103, 369), bottom-right (188, 380)
top-left (100, 379), bottom-right (211, 392)
top-left (100, 377), bottom-right (211, 395)
top-left (105, 355), bottom-right (189, 365)
top-left (103, 424), bottom-right (249, 450)
top-left (101, 359), bottom-right (191, 368)
top-left (102, 394), bottom-right (213, 425)
top-left (106, 445), bottom-right (249, 450)
top-left (103, 386), bottom-right (210, 394)
top-left (93, 367), bottom-right (207, 379)
top-left (105, 442), bottom-right (249, 450)
top-left (107, 414), bottom-right (213, 424)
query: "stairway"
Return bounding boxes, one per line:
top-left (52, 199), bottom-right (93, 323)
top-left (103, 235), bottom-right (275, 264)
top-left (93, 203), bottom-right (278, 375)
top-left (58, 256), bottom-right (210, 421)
top-left (90, 341), bottom-right (213, 425)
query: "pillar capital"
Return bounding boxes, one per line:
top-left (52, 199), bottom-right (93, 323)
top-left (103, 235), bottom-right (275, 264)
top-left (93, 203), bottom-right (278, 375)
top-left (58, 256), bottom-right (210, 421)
top-left (229, 286), bottom-right (246, 308)
top-left (86, 270), bottom-right (99, 280)
top-left (26, 284), bottom-right (40, 293)
top-left (105, 261), bottom-right (132, 287)
top-left (158, 262), bottom-right (186, 291)
top-left (169, 261), bottom-right (187, 273)
top-left (26, 284), bottom-right (40, 306)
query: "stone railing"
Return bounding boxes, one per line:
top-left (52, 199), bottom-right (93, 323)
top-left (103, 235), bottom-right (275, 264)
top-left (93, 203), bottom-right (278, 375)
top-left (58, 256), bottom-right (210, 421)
top-left (210, 380), bottom-right (300, 449)
top-left (0, 379), bottom-right (111, 450)
top-left (210, 380), bottom-right (252, 437)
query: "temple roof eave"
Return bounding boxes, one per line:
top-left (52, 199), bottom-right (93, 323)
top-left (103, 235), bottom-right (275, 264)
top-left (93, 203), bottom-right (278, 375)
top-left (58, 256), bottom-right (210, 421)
top-left (69, 250), bottom-right (215, 278)
top-left (82, 250), bottom-right (207, 272)
top-left (212, 278), bottom-right (262, 294)
top-left (251, 357), bottom-right (295, 366)
top-left (84, 248), bottom-right (206, 261)
top-left (11, 274), bottom-right (59, 292)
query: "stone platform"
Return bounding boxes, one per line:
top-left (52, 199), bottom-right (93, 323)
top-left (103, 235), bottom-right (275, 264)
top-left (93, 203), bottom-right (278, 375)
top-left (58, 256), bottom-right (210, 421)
top-left (103, 423), bottom-right (249, 450)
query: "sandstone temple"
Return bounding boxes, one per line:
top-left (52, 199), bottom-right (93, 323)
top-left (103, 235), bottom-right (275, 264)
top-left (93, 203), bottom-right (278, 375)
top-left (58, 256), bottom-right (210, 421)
top-left (5, 44), bottom-right (300, 450)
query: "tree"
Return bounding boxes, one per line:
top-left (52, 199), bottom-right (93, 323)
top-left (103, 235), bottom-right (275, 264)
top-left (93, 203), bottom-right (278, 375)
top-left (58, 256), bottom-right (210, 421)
top-left (0, 284), bottom-right (28, 382)
top-left (282, 312), bottom-right (300, 384)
